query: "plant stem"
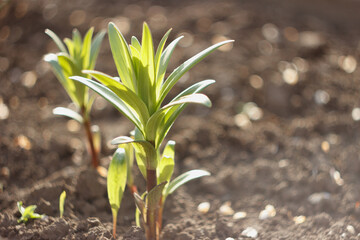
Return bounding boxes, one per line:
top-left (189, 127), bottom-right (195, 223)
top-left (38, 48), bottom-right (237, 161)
top-left (81, 107), bottom-right (99, 168)
top-left (112, 211), bottom-right (117, 238)
top-left (146, 169), bottom-right (157, 240)
top-left (157, 197), bottom-right (164, 233)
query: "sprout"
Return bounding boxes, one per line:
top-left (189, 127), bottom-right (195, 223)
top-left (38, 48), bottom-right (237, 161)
top-left (17, 201), bottom-right (44, 223)
top-left (59, 191), bottom-right (66, 218)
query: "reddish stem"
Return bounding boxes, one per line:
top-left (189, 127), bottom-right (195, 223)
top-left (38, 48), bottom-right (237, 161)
top-left (81, 108), bottom-right (99, 168)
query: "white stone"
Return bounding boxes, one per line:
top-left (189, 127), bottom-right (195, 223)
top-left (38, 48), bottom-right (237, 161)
top-left (259, 204), bottom-right (276, 220)
top-left (219, 201), bottom-right (234, 216)
top-left (197, 202), bottom-right (210, 214)
top-left (347, 225), bottom-right (355, 235)
top-left (241, 227), bottom-right (258, 238)
top-left (308, 192), bottom-right (331, 204)
top-left (233, 211), bottom-right (247, 220)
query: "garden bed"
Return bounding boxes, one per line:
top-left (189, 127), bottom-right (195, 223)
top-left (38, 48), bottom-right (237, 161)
top-left (1, 0), bottom-right (360, 239)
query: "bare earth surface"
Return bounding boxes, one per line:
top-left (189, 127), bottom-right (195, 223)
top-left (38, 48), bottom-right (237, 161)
top-left (1, 0), bottom-right (360, 239)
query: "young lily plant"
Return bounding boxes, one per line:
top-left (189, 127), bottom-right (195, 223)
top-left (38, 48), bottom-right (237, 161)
top-left (72, 22), bottom-right (233, 240)
top-left (17, 201), bottom-right (44, 223)
top-left (44, 27), bottom-right (105, 169)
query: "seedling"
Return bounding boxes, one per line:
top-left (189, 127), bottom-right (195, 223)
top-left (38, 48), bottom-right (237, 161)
top-left (17, 201), bottom-right (44, 223)
top-left (44, 27), bottom-right (105, 168)
top-left (59, 190), bottom-right (66, 218)
top-left (72, 22), bottom-right (233, 240)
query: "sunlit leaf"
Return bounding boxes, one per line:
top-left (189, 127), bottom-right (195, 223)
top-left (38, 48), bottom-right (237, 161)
top-left (155, 36), bottom-right (183, 95)
top-left (83, 70), bottom-right (150, 125)
top-left (89, 30), bottom-right (105, 69)
top-left (165, 170), bottom-right (210, 196)
top-left (111, 136), bottom-right (157, 170)
top-left (53, 107), bottom-right (83, 123)
top-left (17, 201), bottom-right (44, 223)
top-left (71, 76), bottom-right (143, 132)
top-left (108, 22), bottom-right (136, 92)
top-left (147, 182), bottom-right (167, 211)
top-left (107, 148), bottom-right (127, 238)
top-left (158, 40), bottom-right (234, 107)
top-left (45, 29), bottom-right (67, 53)
top-left (157, 140), bottom-right (175, 184)
top-left (80, 27), bottom-right (94, 69)
top-left (145, 94), bottom-right (211, 148)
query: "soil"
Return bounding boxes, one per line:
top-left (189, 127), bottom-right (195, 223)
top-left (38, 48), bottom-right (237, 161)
top-left (1, 0), bottom-right (360, 239)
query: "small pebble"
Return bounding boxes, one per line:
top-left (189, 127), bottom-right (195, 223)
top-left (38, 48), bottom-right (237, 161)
top-left (346, 225), bottom-right (355, 235)
top-left (321, 141), bottom-right (330, 153)
top-left (314, 90), bottom-right (330, 105)
top-left (197, 202), bottom-right (210, 214)
top-left (259, 204), bottom-right (276, 220)
top-left (241, 227), bottom-right (258, 238)
top-left (352, 108), bottom-right (360, 121)
top-left (308, 192), bottom-right (331, 204)
top-left (233, 211), bottom-right (247, 220)
top-left (293, 215), bottom-right (306, 224)
top-left (249, 75), bottom-right (264, 89)
top-left (278, 159), bottom-right (289, 168)
top-left (14, 135), bottom-right (32, 150)
top-left (235, 113), bottom-right (252, 129)
top-left (338, 55), bottom-right (357, 73)
top-left (0, 103), bottom-right (9, 120)
top-left (21, 71), bottom-right (37, 88)
top-left (329, 168), bottom-right (344, 186)
top-left (219, 201), bottom-right (234, 216)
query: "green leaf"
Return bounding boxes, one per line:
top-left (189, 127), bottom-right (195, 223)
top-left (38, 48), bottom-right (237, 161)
top-left (157, 140), bottom-right (175, 184)
top-left (171, 79), bottom-right (216, 101)
top-left (163, 93), bottom-right (211, 108)
top-left (107, 148), bottom-right (128, 222)
top-left (147, 182), bottom-right (167, 211)
top-left (155, 36), bottom-right (183, 95)
top-left (131, 36), bottom-right (142, 52)
top-left (45, 29), bottom-right (68, 53)
top-left (70, 76), bottom-right (143, 132)
top-left (53, 107), bottom-right (83, 123)
top-left (154, 29), bottom-right (171, 84)
top-left (64, 38), bottom-right (74, 57)
top-left (158, 40), bottom-right (234, 107)
top-left (17, 201), bottom-right (25, 215)
top-left (72, 29), bottom-right (82, 60)
top-left (80, 27), bottom-right (94, 69)
top-left (108, 22), bottom-right (136, 92)
top-left (83, 70), bottom-right (150, 125)
top-left (145, 93), bottom-right (212, 148)
top-left (134, 192), bottom-right (146, 227)
top-left (17, 201), bottom-right (44, 223)
top-left (140, 22), bottom-right (155, 85)
top-left (111, 136), bottom-right (157, 170)
top-left (89, 30), bottom-right (106, 69)
top-left (59, 191), bottom-right (66, 218)
top-left (43, 53), bottom-right (79, 106)
top-left (165, 170), bottom-right (210, 197)
top-left (58, 54), bottom-right (87, 106)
